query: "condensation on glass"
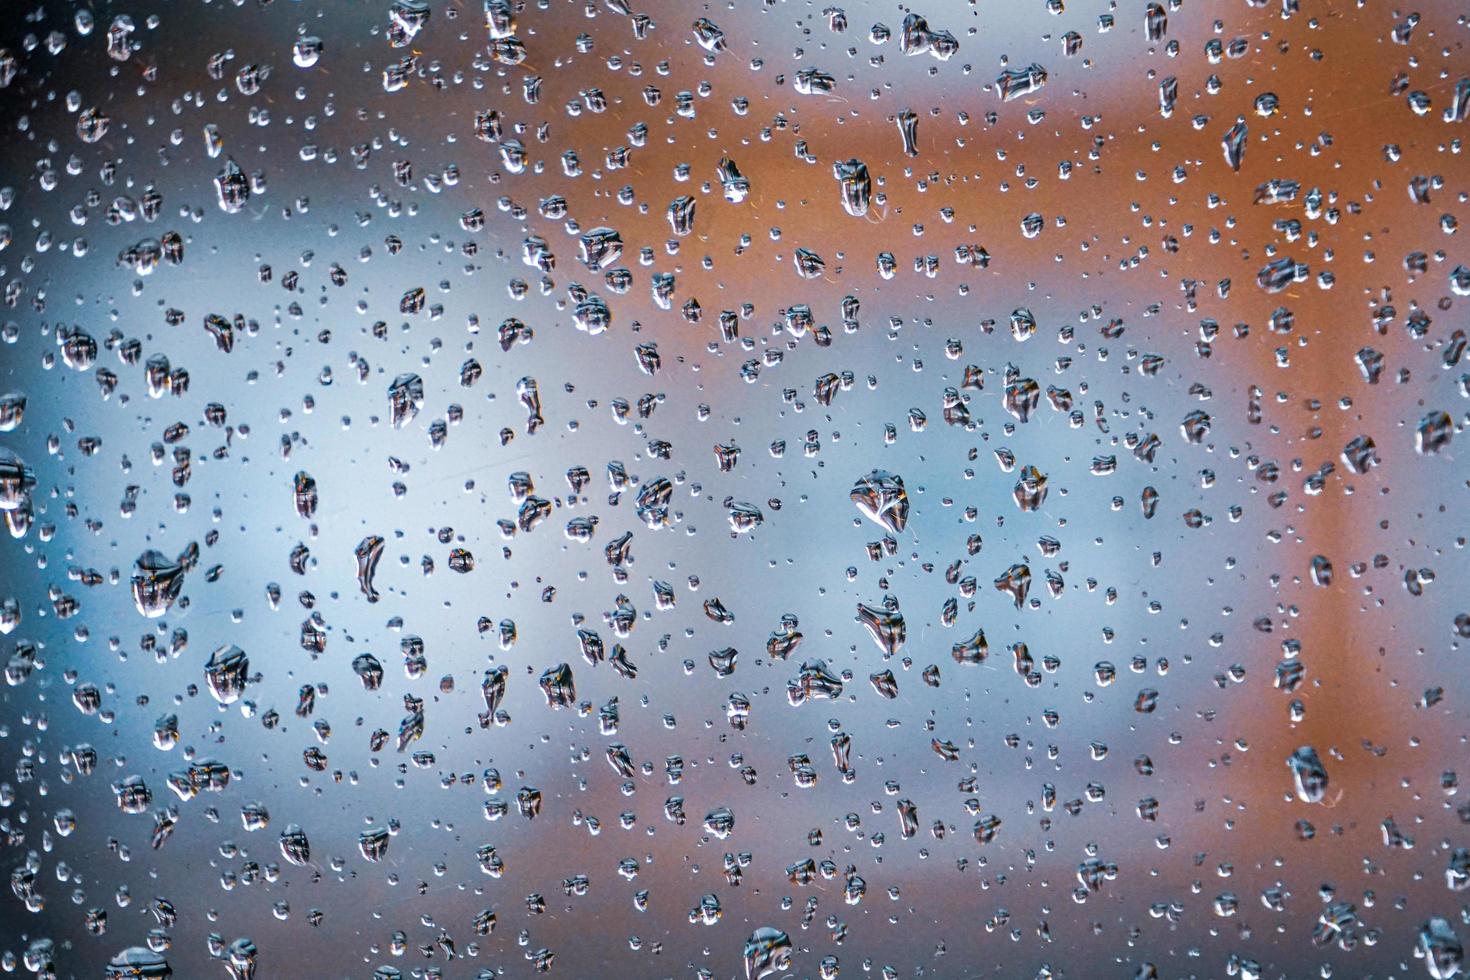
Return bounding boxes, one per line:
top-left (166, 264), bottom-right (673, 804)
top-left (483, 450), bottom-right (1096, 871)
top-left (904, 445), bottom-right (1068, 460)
top-left (0, 0), bottom-right (1467, 977)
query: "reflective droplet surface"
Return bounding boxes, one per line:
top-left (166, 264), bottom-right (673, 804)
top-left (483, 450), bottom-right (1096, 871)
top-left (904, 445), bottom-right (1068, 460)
top-left (0, 1), bottom-right (1462, 976)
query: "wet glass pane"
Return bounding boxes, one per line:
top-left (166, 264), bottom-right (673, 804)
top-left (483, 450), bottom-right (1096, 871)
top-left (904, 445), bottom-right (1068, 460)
top-left (0, 0), bottom-right (1467, 977)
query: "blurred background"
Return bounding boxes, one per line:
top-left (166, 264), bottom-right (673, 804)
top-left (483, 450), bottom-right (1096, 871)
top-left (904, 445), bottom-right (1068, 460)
top-left (0, 0), bottom-right (1467, 976)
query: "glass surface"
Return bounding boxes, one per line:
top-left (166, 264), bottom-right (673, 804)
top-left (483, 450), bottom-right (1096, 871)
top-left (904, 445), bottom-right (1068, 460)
top-left (0, 0), bottom-right (1467, 977)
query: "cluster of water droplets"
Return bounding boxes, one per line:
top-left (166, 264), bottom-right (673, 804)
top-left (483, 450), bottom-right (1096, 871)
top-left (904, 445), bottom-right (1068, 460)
top-left (0, 0), bottom-right (1467, 976)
